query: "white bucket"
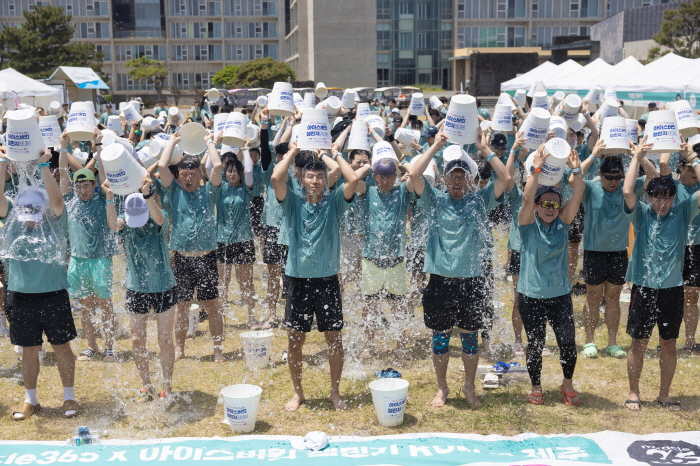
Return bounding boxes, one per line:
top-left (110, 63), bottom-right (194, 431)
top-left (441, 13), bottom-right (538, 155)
top-left (604, 87), bottom-right (618, 103)
top-left (221, 384), bottom-right (262, 433)
top-left (372, 141), bottom-right (400, 168)
top-left (563, 94), bottom-right (582, 121)
top-left (240, 331), bottom-right (274, 369)
top-left (348, 120), bottom-right (371, 151)
top-left (549, 116), bottom-right (568, 140)
top-left (120, 104), bottom-right (142, 126)
top-left (142, 116), bottom-right (157, 132)
top-left (291, 125), bottom-right (300, 145)
top-left (492, 104), bottom-right (513, 132)
top-left (689, 134), bottom-right (700, 147)
top-left (525, 138), bottom-right (570, 186)
top-left (315, 82), bottom-right (328, 99)
top-left (553, 91), bottom-right (565, 105)
top-left (247, 124), bottom-right (260, 147)
top-left (429, 95), bottom-right (442, 109)
top-left (38, 115), bottom-right (61, 147)
top-left (394, 127), bottom-right (419, 147)
top-left (214, 113), bottom-right (229, 136)
top-left (49, 101), bottom-right (62, 117)
top-left (5, 109), bottom-right (45, 161)
top-left (497, 93), bottom-right (516, 112)
top-left (72, 148), bottom-right (89, 166)
top-left (293, 92), bottom-right (305, 111)
top-left (410, 93), bottom-right (425, 114)
top-left (340, 89), bottom-right (357, 109)
top-left (129, 100), bottom-right (141, 115)
top-left (671, 100), bottom-right (699, 138)
top-left (356, 103), bottom-right (371, 121)
top-left (596, 99), bottom-right (620, 123)
top-left (531, 92), bottom-right (549, 111)
top-left (256, 95), bottom-right (268, 107)
top-left (304, 93), bottom-right (316, 109)
top-left (585, 86), bottom-right (602, 104)
top-left (601, 116), bottom-right (629, 154)
top-left (179, 122), bottom-right (206, 155)
top-left (119, 102), bottom-right (128, 112)
top-left (106, 115), bottom-right (123, 135)
top-left (647, 110), bottom-right (681, 154)
top-left (207, 88), bottom-right (220, 103)
top-left (520, 108), bottom-right (550, 150)
top-left (148, 138), bottom-right (165, 159)
top-left (365, 115), bottom-right (386, 139)
top-left (67, 102), bottom-right (97, 141)
top-left (514, 89), bottom-right (527, 108)
top-left (626, 118), bottom-right (639, 142)
top-left (268, 82), bottom-right (294, 117)
top-left (480, 120), bottom-right (491, 132)
top-left (568, 113), bottom-right (586, 132)
top-left (137, 147), bottom-right (159, 169)
top-left (167, 106), bottom-right (182, 125)
top-left (102, 130), bottom-right (135, 156)
top-left (100, 143), bottom-right (147, 195)
top-left (442, 145), bottom-right (478, 179)
top-left (527, 80), bottom-right (546, 97)
top-left (318, 96), bottom-right (341, 117)
top-left (369, 378), bottom-right (409, 427)
top-left (298, 108), bottom-right (331, 150)
top-left (423, 160), bottom-right (438, 187)
top-left (443, 94), bottom-right (479, 145)
top-left (222, 112), bottom-right (247, 147)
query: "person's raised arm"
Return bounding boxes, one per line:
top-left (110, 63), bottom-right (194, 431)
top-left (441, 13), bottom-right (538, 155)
top-left (102, 179), bottom-right (124, 231)
top-left (141, 174), bottom-right (164, 226)
top-left (39, 149), bottom-right (64, 217)
top-left (128, 121), bottom-right (139, 145)
top-left (400, 109), bottom-right (410, 129)
top-left (338, 149), bottom-right (359, 201)
top-left (0, 149), bottom-right (9, 219)
top-left (658, 151), bottom-right (673, 177)
top-left (581, 138), bottom-right (605, 176)
top-left (335, 121), bottom-right (352, 151)
top-left (519, 145), bottom-right (546, 226)
top-left (207, 130), bottom-right (223, 187)
top-left (321, 149), bottom-right (341, 186)
top-left (408, 128), bottom-right (448, 197)
top-left (259, 106), bottom-right (272, 171)
top-left (584, 106), bottom-right (599, 152)
top-left (58, 146), bottom-right (72, 196)
top-left (560, 149), bottom-right (584, 224)
top-left (242, 137), bottom-right (255, 189)
top-left (157, 131), bottom-right (180, 188)
top-left (272, 117), bottom-right (287, 146)
top-left (425, 109), bottom-right (435, 127)
top-left (624, 135), bottom-right (652, 211)
top-left (279, 116), bottom-right (294, 143)
top-left (505, 134), bottom-right (523, 191)
top-left (271, 142), bottom-right (299, 202)
top-left (475, 127), bottom-right (511, 198)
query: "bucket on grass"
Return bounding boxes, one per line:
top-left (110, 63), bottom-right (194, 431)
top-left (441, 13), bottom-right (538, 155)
top-left (514, 89), bottom-right (527, 108)
top-left (179, 122), bottom-right (207, 155)
top-left (100, 143), bottom-right (147, 195)
top-left (443, 94), bottom-right (479, 145)
top-left (298, 108), bottom-right (331, 150)
top-left (348, 120), bottom-right (371, 151)
top-left (240, 331), bottom-right (274, 369)
top-left (369, 378), bottom-right (409, 427)
top-left (520, 108), bottom-right (550, 150)
top-left (492, 104), bottom-right (513, 132)
top-left (601, 116), bottom-right (630, 154)
top-left (647, 109), bottom-right (681, 155)
top-left (67, 102), bottom-right (97, 141)
top-left (221, 384), bottom-right (263, 433)
top-left (106, 115), bottom-right (123, 135)
top-left (410, 93), bottom-right (425, 114)
top-left (5, 109), bottom-right (45, 161)
top-left (531, 92), bottom-right (549, 111)
top-left (525, 138), bottom-right (571, 186)
top-left (268, 82), bottom-right (294, 117)
top-left (222, 112), bottom-right (247, 147)
top-left (38, 116), bottom-right (61, 147)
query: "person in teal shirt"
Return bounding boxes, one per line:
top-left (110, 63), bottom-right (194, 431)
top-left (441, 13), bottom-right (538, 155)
top-left (0, 149), bottom-right (81, 420)
top-left (104, 174), bottom-right (177, 402)
top-left (476, 98), bottom-right (490, 120)
top-left (408, 127), bottom-right (511, 410)
top-left (622, 139), bottom-right (700, 412)
top-left (158, 129), bottom-right (226, 363)
top-left (518, 144), bottom-right (584, 407)
top-left (99, 103), bottom-right (115, 126)
top-left (271, 141), bottom-right (359, 412)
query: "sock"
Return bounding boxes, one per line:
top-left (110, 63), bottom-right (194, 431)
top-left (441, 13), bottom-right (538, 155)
top-left (24, 388), bottom-right (38, 405)
top-left (63, 387), bottom-right (76, 416)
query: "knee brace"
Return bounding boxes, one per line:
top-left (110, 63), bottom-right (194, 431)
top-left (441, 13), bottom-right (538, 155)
top-left (431, 331), bottom-right (451, 355)
top-left (460, 331), bottom-right (479, 355)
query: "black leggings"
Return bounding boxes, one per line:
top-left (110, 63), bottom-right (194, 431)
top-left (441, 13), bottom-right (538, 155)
top-left (518, 293), bottom-right (577, 386)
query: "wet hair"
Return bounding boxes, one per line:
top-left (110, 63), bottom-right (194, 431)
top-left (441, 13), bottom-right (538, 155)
top-left (429, 109), bottom-right (441, 121)
top-left (349, 149), bottom-right (370, 162)
top-left (169, 164), bottom-right (179, 179)
top-left (241, 108), bottom-right (249, 115)
top-left (646, 175), bottom-right (677, 198)
top-left (410, 120), bottom-right (423, 131)
top-left (475, 160), bottom-right (492, 181)
top-left (295, 150), bottom-right (315, 168)
top-left (221, 151), bottom-right (236, 166)
top-left (440, 96), bottom-right (448, 104)
top-left (600, 155), bottom-right (624, 174)
top-left (225, 158), bottom-right (244, 180)
top-left (275, 143), bottom-right (289, 156)
top-left (476, 98), bottom-right (482, 107)
top-left (177, 155), bottom-right (201, 170)
top-left (388, 99), bottom-right (396, 104)
top-left (209, 104), bottom-right (219, 115)
top-left (638, 119), bottom-right (647, 130)
top-left (535, 185), bottom-right (562, 204)
top-left (526, 96), bottom-right (533, 107)
top-left (373, 158), bottom-right (397, 177)
top-left (407, 115), bottom-right (418, 123)
top-left (302, 160), bottom-right (328, 179)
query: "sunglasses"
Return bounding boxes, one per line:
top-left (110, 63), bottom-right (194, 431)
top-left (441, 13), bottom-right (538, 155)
top-left (603, 174), bottom-right (623, 181)
top-left (537, 201), bottom-right (561, 209)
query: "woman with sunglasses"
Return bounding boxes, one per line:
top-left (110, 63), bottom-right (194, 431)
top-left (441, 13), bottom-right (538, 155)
top-left (578, 141), bottom-right (659, 360)
top-left (518, 143), bottom-right (584, 406)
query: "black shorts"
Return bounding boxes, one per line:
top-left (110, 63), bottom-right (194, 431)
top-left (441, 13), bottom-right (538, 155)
top-left (507, 250), bottom-right (521, 276)
top-left (627, 285), bottom-right (684, 340)
top-left (684, 245), bottom-right (700, 287)
top-left (250, 196), bottom-right (265, 236)
top-left (488, 203), bottom-right (512, 225)
top-left (422, 275), bottom-right (485, 332)
top-left (406, 246), bottom-right (425, 275)
top-left (285, 275), bottom-right (343, 333)
top-left (568, 205), bottom-right (585, 243)
top-left (126, 288), bottom-right (178, 314)
top-left (174, 251), bottom-right (219, 302)
top-left (262, 226), bottom-right (288, 266)
top-left (582, 250), bottom-right (628, 286)
top-left (217, 241), bottom-right (256, 265)
top-left (7, 290), bottom-right (76, 347)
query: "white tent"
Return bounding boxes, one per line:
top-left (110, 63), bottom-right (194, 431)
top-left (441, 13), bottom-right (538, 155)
top-left (594, 56), bottom-right (643, 88)
top-left (547, 58), bottom-right (613, 92)
top-left (603, 53), bottom-right (694, 94)
top-left (540, 59), bottom-right (584, 89)
top-left (500, 61), bottom-right (558, 92)
top-left (0, 68), bottom-right (61, 100)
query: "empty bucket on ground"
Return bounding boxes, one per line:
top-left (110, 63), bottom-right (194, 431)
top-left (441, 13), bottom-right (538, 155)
top-left (240, 331), bottom-right (274, 369)
top-left (221, 384), bottom-right (263, 433)
top-left (369, 378), bottom-right (409, 427)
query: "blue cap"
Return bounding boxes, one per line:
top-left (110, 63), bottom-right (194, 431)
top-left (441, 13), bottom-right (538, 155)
top-left (424, 126), bottom-right (438, 139)
top-left (444, 159), bottom-right (472, 177)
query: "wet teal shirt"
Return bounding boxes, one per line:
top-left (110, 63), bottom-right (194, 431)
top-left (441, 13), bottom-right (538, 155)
top-left (119, 210), bottom-right (176, 294)
top-left (277, 176), bottom-right (303, 246)
top-left (252, 163), bottom-right (265, 197)
top-left (261, 161), bottom-right (284, 228)
top-left (164, 180), bottom-right (220, 252)
top-left (418, 182), bottom-right (502, 278)
top-left (517, 217), bottom-right (572, 299)
top-left (625, 193), bottom-right (700, 289)
top-left (64, 190), bottom-right (118, 258)
top-left (217, 182), bottom-right (254, 244)
top-left (582, 178), bottom-right (644, 252)
top-left (361, 182), bottom-right (413, 259)
top-left (507, 186), bottom-right (523, 252)
top-left (408, 195), bottom-right (429, 250)
top-left (279, 185), bottom-right (353, 278)
top-left (673, 179), bottom-right (700, 245)
top-left (341, 175), bottom-right (373, 235)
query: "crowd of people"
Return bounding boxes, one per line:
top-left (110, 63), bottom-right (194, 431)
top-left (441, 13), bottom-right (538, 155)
top-left (0, 87), bottom-right (695, 421)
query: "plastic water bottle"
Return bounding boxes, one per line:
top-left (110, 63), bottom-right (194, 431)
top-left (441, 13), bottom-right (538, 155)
top-left (67, 427), bottom-right (101, 446)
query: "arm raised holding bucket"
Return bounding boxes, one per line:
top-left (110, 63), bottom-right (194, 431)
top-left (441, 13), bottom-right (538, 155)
top-left (142, 174), bottom-right (164, 226)
top-left (519, 145), bottom-right (545, 227)
top-left (103, 180), bottom-right (124, 232)
top-left (560, 149), bottom-right (583, 225)
top-left (39, 149), bottom-right (64, 218)
top-left (624, 135), bottom-right (653, 212)
top-left (0, 148), bottom-right (9, 219)
top-left (408, 127), bottom-right (448, 198)
top-left (157, 131), bottom-right (180, 189)
top-left (271, 142), bottom-right (300, 202)
top-left (475, 126), bottom-right (512, 200)
top-left (207, 130), bottom-right (223, 188)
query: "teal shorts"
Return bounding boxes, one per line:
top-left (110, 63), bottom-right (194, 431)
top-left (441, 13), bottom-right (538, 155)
top-left (68, 257), bottom-right (113, 299)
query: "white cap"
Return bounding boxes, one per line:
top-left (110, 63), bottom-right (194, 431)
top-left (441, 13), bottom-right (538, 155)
top-left (303, 432), bottom-right (328, 451)
top-left (124, 193), bottom-right (149, 228)
top-left (16, 188), bottom-right (48, 222)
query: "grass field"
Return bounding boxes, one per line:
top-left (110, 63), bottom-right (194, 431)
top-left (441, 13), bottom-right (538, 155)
top-left (0, 228), bottom-right (698, 441)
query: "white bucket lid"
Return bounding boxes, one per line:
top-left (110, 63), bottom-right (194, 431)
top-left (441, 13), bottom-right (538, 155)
top-left (148, 139), bottom-right (165, 158)
top-left (549, 116), bottom-right (568, 139)
top-left (480, 120), bottom-right (491, 132)
top-left (178, 122), bottom-right (207, 155)
top-left (365, 115), bottom-right (385, 138)
top-left (142, 116), bottom-right (157, 132)
top-left (553, 91), bottom-right (565, 103)
top-left (207, 88), bottom-right (220, 102)
top-left (247, 124), bottom-right (260, 147)
top-left (49, 101), bottom-right (62, 116)
top-left (256, 95), bottom-right (268, 107)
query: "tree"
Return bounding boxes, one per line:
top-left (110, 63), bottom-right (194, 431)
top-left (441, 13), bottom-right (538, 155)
top-left (126, 56), bottom-right (168, 101)
top-left (212, 65), bottom-right (238, 88)
top-left (233, 58), bottom-right (296, 88)
top-left (648, 0), bottom-right (700, 61)
top-left (0, 5), bottom-right (103, 78)
top-left (169, 85), bottom-right (183, 106)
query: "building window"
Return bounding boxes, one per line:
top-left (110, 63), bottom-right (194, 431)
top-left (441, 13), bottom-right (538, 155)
top-left (377, 69), bottom-right (389, 87)
top-left (377, 23), bottom-right (390, 50)
top-left (497, 0), bottom-right (506, 18)
top-left (398, 2), bottom-right (413, 17)
top-left (400, 32), bottom-right (413, 50)
top-left (416, 32), bottom-right (427, 49)
top-left (457, 0), bottom-right (465, 18)
top-left (442, 0), bottom-right (452, 19)
top-left (233, 0), bottom-right (242, 15)
top-left (377, 0), bottom-right (390, 19)
top-left (262, 0), bottom-right (276, 15)
top-left (441, 23), bottom-right (452, 49)
top-left (96, 45), bottom-right (111, 61)
top-left (532, 0), bottom-right (538, 17)
top-left (570, 0), bottom-right (579, 17)
top-left (417, 2), bottom-right (429, 19)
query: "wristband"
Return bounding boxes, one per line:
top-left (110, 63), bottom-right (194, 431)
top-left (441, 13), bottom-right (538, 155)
top-left (207, 140), bottom-right (215, 145)
top-left (693, 160), bottom-right (700, 168)
top-left (261, 119), bottom-right (269, 124)
top-left (0, 158), bottom-right (8, 163)
top-left (38, 162), bottom-right (50, 168)
top-left (572, 168), bottom-right (582, 175)
top-left (583, 111), bottom-right (590, 117)
top-left (295, 118), bottom-right (302, 123)
top-left (105, 199), bottom-right (114, 205)
top-left (143, 192), bottom-right (154, 200)
top-left (94, 143), bottom-right (102, 147)
top-left (60, 148), bottom-right (69, 153)
top-left (333, 151), bottom-right (342, 161)
top-left (486, 152), bottom-right (495, 163)
top-left (534, 167), bottom-right (541, 174)
top-left (370, 131), bottom-right (376, 138)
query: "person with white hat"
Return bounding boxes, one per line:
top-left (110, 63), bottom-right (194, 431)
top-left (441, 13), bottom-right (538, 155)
top-left (0, 147), bottom-right (81, 420)
top-left (103, 173), bottom-right (177, 402)
top-left (158, 129), bottom-right (226, 363)
top-left (407, 127), bottom-right (511, 408)
top-left (270, 138), bottom-right (360, 412)
top-left (57, 130), bottom-right (119, 363)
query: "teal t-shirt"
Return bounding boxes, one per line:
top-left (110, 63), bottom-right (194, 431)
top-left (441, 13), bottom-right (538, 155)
top-left (279, 185), bottom-right (353, 278)
top-left (418, 182), bottom-right (502, 278)
top-left (164, 180), bottom-right (220, 252)
top-left (673, 179), bottom-right (700, 245)
top-left (64, 190), bottom-right (118, 258)
top-left (517, 216), bottom-right (572, 299)
top-left (119, 210), bottom-right (176, 294)
top-left (582, 178), bottom-right (644, 252)
top-left (408, 195), bottom-right (429, 250)
top-left (361, 182), bottom-right (413, 259)
top-left (217, 182), bottom-right (254, 244)
top-left (625, 192), bottom-right (700, 289)
top-left (341, 175), bottom-right (373, 236)
top-left (277, 176), bottom-right (303, 246)
top-left (252, 163), bottom-right (265, 197)
top-left (135, 139), bottom-right (151, 151)
top-left (261, 161), bottom-right (284, 228)
top-left (4, 202), bottom-right (70, 293)
top-left (477, 108), bottom-right (491, 120)
top-left (507, 185), bottom-right (523, 252)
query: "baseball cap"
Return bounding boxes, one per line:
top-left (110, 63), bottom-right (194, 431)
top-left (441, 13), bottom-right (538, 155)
top-left (16, 188), bottom-right (48, 222)
top-left (444, 159), bottom-right (472, 177)
top-left (124, 193), bottom-right (150, 228)
top-left (73, 168), bottom-right (95, 183)
top-left (491, 133), bottom-right (508, 148)
top-left (535, 185), bottom-right (562, 203)
top-left (106, 103), bottom-right (112, 108)
top-left (600, 156), bottom-right (624, 174)
top-left (391, 108), bottom-right (400, 114)
top-left (424, 126), bottom-right (438, 139)
top-left (303, 432), bottom-right (329, 451)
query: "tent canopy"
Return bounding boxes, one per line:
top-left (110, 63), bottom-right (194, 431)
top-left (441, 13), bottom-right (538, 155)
top-left (595, 56), bottom-right (643, 87)
top-left (541, 59), bottom-right (584, 90)
top-left (500, 61), bottom-right (558, 92)
top-left (0, 68), bottom-right (61, 100)
top-left (547, 58), bottom-right (613, 92)
top-left (49, 66), bottom-right (109, 90)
